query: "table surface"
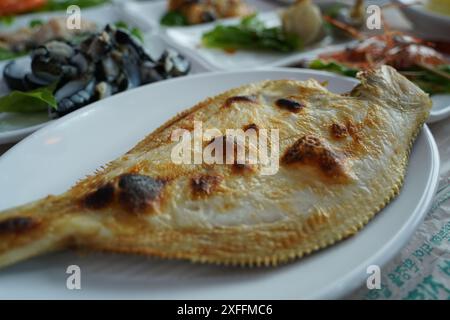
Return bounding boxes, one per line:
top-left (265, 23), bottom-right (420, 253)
top-left (0, 1), bottom-right (449, 300)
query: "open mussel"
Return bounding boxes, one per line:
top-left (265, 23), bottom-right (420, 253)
top-left (51, 77), bottom-right (96, 118)
top-left (3, 57), bottom-right (32, 91)
top-left (159, 48), bottom-right (191, 78)
top-left (140, 49), bottom-right (190, 84)
top-left (31, 41), bottom-right (77, 82)
top-left (3, 56), bottom-right (53, 91)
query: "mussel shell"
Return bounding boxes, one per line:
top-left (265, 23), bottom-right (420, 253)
top-left (55, 78), bottom-right (89, 102)
top-left (51, 77), bottom-right (96, 118)
top-left (41, 41), bottom-right (75, 61)
top-left (31, 54), bottom-right (63, 82)
top-left (70, 52), bottom-right (90, 74)
top-left (97, 56), bottom-right (120, 83)
top-left (84, 31), bottom-right (113, 62)
top-left (30, 42), bottom-right (75, 80)
top-left (114, 28), bottom-right (153, 62)
top-left (3, 57), bottom-right (32, 91)
top-left (140, 61), bottom-right (164, 84)
top-left (120, 48), bottom-right (141, 89)
top-left (160, 49), bottom-right (191, 77)
top-left (24, 73), bottom-right (52, 90)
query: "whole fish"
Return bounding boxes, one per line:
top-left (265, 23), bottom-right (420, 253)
top-left (0, 66), bottom-right (431, 268)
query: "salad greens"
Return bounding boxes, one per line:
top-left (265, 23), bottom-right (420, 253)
top-left (0, 16), bottom-right (15, 26)
top-left (202, 14), bottom-right (301, 53)
top-left (0, 86), bottom-right (56, 113)
top-left (308, 59), bottom-right (358, 77)
top-left (406, 65), bottom-right (450, 95)
top-left (309, 59), bottom-right (450, 95)
top-left (160, 11), bottom-right (188, 27)
top-left (29, 19), bottom-right (44, 28)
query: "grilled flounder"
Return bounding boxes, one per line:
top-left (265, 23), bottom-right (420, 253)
top-left (0, 66), bottom-right (431, 268)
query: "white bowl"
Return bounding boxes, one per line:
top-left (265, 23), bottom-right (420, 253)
top-left (395, 0), bottom-right (450, 41)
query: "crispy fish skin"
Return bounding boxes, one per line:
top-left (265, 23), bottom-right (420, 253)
top-left (0, 66), bottom-right (431, 268)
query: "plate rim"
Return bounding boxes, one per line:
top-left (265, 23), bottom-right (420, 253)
top-left (0, 120), bottom-right (50, 145)
top-left (0, 68), bottom-right (440, 299)
top-left (428, 105), bottom-right (450, 123)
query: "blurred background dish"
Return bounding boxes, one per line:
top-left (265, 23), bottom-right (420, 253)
top-left (0, 3), bottom-right (207, 144)
top-left (394, 0), bottom-right (450, 41)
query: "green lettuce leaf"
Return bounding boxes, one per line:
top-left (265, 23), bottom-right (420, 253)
top-left (160, 11), bottom-right (188, 26)
top-left (0, 86), bottom-right (57, 113)
top-left (308, 59), bottom-right (359, 77)
top-left (202, 14), bottom-right (301, 53)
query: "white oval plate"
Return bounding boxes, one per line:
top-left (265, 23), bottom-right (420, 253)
top-left (0, 69), bottom-right (439, 299)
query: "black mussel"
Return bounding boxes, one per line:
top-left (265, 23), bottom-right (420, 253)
top-left (98, 56), bottom-right (120, 82)
top-left (114, 27), bottom-right (152, 62)
top-left (31, 41), bottom-right (76, 82)
top-left (70, 52), bottom-right (90, 74)
top-left (115, 71), bottom-right (131, 92)
top-left (83, 31), bottom-right (113, 62)
top-left (51, 77), bottom-right (95, 117)
top-left (140, 61), bottom-right (164, 84)
top-left (37, 41), bottom-right (75, 61)
top-left (31, 56), bottom-right (61, 82)
top-left (24, 73), bottom-right (52, 90)
top-left (160, 49), bottom-right (191, 78)
top-left (54, 77), bottom-right (90, 101)
top-left (121, 48), bottom-right (142, 89)
top-left (3, 57), bottom-right (32, 91)
top-left (2, 24), bottom-right (192, 120)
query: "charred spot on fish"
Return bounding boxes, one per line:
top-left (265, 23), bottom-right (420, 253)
top-left (275, 98), bottom-right (304, 112)
top-left (84, 183), bottom-right (115, 209)
top-left (224, 96), bottom-right (256, 108)
top-left (191, 175), bottom-right (222, 197)
top-left (0, 217), bottom-right (38, 235)
top-left (330, 123), bottom-right (349, 139)
top-left (282, 135), bottom-right (346, 179)
top-left (243, 123), bottom-right (259, 132)
top-left (118, 174), bottom-right (165, 213)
